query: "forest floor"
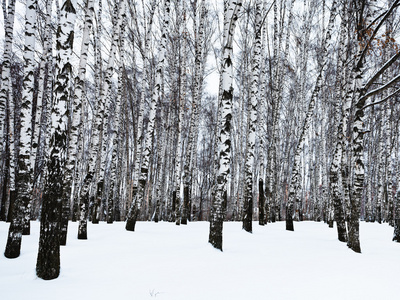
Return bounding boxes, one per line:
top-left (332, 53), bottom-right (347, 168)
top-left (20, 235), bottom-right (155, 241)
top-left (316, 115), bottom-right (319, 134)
top-left (0, 220), bottom-right (398, 299)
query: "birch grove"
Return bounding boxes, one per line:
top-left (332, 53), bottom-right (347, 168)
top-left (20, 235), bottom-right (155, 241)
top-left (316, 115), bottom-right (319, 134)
top-left (2, 0), bottom-right (400, 279)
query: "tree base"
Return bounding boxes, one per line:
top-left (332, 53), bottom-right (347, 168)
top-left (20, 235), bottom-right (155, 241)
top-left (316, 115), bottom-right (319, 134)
top-left (393, 220), bottom-right (400, 242)
top-left (286, 219), bottom-right (294, 231)
top-left (209, 218), bottom-right (223, 251)
top-left (4, 237), bottom-right (21, 259)
top-left (78, 221), bottom-right (87, 240)
top-left (22, 221), bottom-right (30, 235)
top-left (125, 219), bottom-right (136, 231)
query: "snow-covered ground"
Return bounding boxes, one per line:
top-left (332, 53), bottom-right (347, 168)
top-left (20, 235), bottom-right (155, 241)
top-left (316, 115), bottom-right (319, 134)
top-left (0, 220), bottom-right (398, 300)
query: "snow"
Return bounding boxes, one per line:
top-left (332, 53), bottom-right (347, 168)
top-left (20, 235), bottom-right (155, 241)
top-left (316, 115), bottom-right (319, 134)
top-left (0, 221), bottom-right (399, 300)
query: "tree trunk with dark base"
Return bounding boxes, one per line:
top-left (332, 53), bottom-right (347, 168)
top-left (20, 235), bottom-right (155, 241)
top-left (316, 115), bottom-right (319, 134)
top-left (181, 186), bottom-right (189, 225)
top-left (36, 185), bottom-right (62, 280)
top-left (4, 193), bottom-right (23, 258)
top-left (36, 0), bottom-right (76, 279)
top-left (393, 192), bottom-right (400, 241)
top-left (258, 179), bottom-right (265, 226)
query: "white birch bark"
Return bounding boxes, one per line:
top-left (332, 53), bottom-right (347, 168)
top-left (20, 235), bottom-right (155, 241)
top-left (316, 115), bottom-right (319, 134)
top-left (36, 0), bottom-right (76, 280)
top-left (107, 6), bottom-right (126, 224)
top-left (31, 0), bottom-right (53, 179)
top-left (329, 1), bottom-right (348, 242)
top-left (243, 0), bottom-right (261, 233)
top-left (209, 0), bottom-right (242, 251)
top-left (174, 0), bottom-right (188, 226)
top-left (4, 0), bottom-right (37, 258)
top-left (0, 0), bottom-right (16, 156)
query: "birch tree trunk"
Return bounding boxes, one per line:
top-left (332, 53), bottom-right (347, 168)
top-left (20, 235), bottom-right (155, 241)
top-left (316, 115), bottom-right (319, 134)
top-left (0, 0), bottom-right (16, 227)
top-left (174, 0), bottom-right (187, 226)
top-left (348, 0), bottom-right (400, 253)
top-left (329, 1), bottom-right (348, 242)
top-left (0, 0), bottom-right (16, 160)
top-left (36, 0), bottom-right (76, 280)
top-left (242, 0), bottom-right (261, 233)
top-left (107, 8), bottom-right (126, 224)
top-left (209, 0), bottom-right (242, 251)
top-left (4, 0), bottom-right (37, 258)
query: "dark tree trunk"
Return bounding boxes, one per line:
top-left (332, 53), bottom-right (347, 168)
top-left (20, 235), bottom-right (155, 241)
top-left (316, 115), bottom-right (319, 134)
top-left (258, 179), bottom-right (265, 226)
top-left (4, 190), bottom-right (23, 258)
top-left (59, 199), bottom-right (70, 245)
top-left (7, 190), bottom-right (16, 222)
top-left (77, 192), bottom-right (89, 239)
top-left (36, 187), bottom-right (62, 280)
top-left (286, 205), bottom-right (294, 231)
top-left (0, 160), bottom-right (9, 221)
top-left (181, 186), bottom-right (189, 225)
top-left (125, 188), bottom-right (137, 230)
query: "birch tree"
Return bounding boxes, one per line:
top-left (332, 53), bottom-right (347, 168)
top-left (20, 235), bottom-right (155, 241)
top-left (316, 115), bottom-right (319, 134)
top-left (242, 0), bottom-right (261, 233)
top-left (209, 0), bottom-right (242, 251)
top-left (0, 0), bottom-right (16, 160)
top-left (329, 0), bottom-right (348, 242)
top-left (348, 0), bottom-right (400, 252)
top-left (36, 0), bottom-right (76, 280)
top-left (4, 0), bottom-right (37, 258)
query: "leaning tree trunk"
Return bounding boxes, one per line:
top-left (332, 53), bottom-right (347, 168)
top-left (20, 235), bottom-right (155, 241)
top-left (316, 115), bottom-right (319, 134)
top-left (36, 0), bottom-right (76, 280)
top-left (209, 0), bottom-right (242, 251)
top-left (4, 0), bottom-right (37, 258)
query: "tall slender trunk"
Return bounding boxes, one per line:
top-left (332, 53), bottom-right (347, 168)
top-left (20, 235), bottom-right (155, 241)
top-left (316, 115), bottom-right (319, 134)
top-left (107, 12), bottom-right (126, 224)
top-left (329, 2), bottom-right (348, 242)
top-left (36, 0), bottom-right (76, 280)
top-left (0, 0), bottom-right (16, 161)
top-left (243, 0), bottom-right (261, 233)
top-left (4, 0), bottom-right (37, 257)
top-left (174, 1), bottom-right (187, 226)
top-left (209, 0), bottom-right (242, 251)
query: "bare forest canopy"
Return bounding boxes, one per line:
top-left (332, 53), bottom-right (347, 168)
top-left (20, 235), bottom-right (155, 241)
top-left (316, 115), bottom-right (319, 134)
top-left (1, 0), bottom-right (400, 279)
